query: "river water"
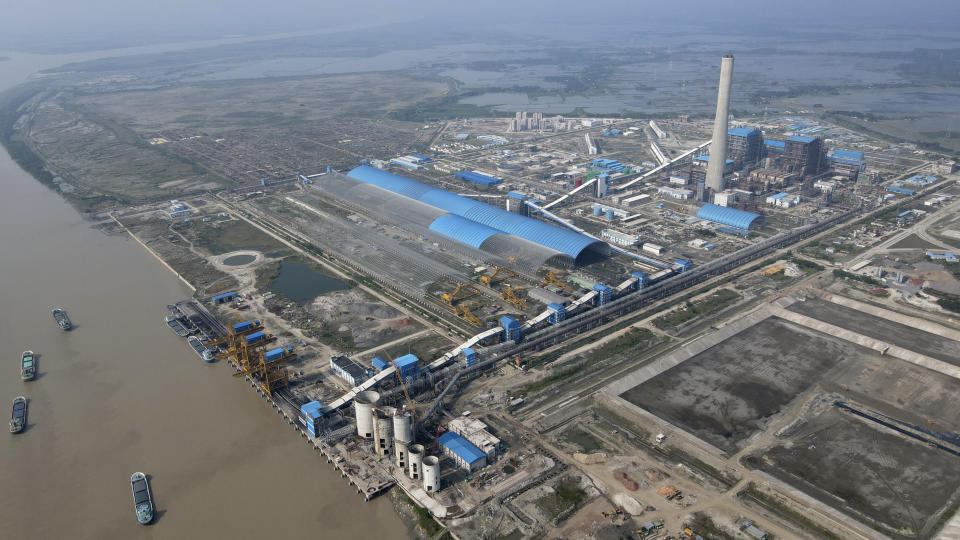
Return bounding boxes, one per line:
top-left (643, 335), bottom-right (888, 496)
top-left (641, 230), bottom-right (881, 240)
top-left (0, 50), bottom-right (406, 539)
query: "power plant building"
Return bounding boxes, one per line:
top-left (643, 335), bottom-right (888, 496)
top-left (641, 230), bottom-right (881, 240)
top-left (438, 431), bottom-right (487, 472)
top-left (727, 127), bottom-right (762, 163)
top-left (782, 136), bottom-right (824, 178)
top-left (330, 355), bottom-right (370, 387)
top-left (337, 166), bottom-right (609, 266)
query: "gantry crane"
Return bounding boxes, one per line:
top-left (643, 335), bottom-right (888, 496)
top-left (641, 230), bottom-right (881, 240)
top-left (500, 287), bottom-right (528, 310)
top-left (454, 302), bottom-right (484, 327)
top-left (480, 265), bottom-right (517, 287)
top-left (542, 271), bottom-right (571, 291)
top-left (442, 282), bottom-right (482, 305)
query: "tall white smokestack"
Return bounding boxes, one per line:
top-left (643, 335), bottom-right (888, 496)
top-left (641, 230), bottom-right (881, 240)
top-left (706, 54), bottom-right (734, 193)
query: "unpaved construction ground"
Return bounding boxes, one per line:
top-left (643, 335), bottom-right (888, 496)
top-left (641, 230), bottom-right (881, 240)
top-left (788, 297), bottom-right (960, 365)
top-left (620, 316), bottom-right (857, 453)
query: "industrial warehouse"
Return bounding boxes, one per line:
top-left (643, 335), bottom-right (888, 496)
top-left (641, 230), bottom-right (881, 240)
top-left (100, 50), bottom-right (960, 540)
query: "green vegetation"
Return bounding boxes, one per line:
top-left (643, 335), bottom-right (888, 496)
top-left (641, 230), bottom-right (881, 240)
top-left (399, 492), bottom-right (444, 536)
top-left (502, 465), bottom-right (516, 475)
top-left (687, 512), bottom-right (738, 540)
top-left (938, 298), bottom-right (960, 313)
top-left (538, 476), bottom-right (588, 523)
top-left (196, 220), bottom-right (287, 255)
top-left (932, 501), bottom-right (960, 537)
top-left (519, 328), bottom-right (657, 393)
top-left (791, 257), bottom-right (825, 274)
top-left (653, 289), bottom-right (740, 329)
top-left (738, 484), bottom-right (843, 540)
top-left (389, 89), bottom-right (500, 122)
top-left (833, 269), bottom-right (883, 287)
top-left (563, 427), bottom-right (607, 453)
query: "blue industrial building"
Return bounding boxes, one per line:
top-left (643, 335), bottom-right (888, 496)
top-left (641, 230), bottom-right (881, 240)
top-left (462, 347), bottom-right (477, 366)
top-left (299, 401), bottom-right (324, 435)
top-left (886, 185), bottom-right (916, 196)
top-left (593, 284), bottom-right (612, 305)
top-left (394, 354), bottom-right (420, 380)
top-left (212, 291), bottom-right (237, 304)
top-left (592, 158), bottom-right (624, 172)
top-left (455, 170), bottom-right (503, 186)
top-left (764, 140), bottom-right (785, 155)
top-left (728, 127), bottom-right (763, 162)
top-left (347, 166), bottom-right (608, 265)
top-left (438, 432), bottom-right (487, 471)
top-left (330, 355), bottom-right (370, 387)
top-left (372, 357), bottom-right (389, 371)
top-left (245, 331), bottom-right (266, 345)
top-left (500, 316), bottom-right (520, 341)
top-left (547, 303), bottom-right (566, 324)
top-left (696, 204), bottom-right (760, 230)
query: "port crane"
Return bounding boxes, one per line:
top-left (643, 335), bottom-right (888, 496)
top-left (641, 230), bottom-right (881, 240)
top-left (480, 266), bottom-right (517, 287)
top-left (442, 282), bottom-right (482, 305)
top-left (453, 302), bottom-right (484, 327)
top-left (542, 271), bottom-right (571, 291)
top-left (500, 287), bottom-right (528, 310)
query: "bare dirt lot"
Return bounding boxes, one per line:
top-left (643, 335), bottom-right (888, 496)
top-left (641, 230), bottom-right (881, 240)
top-left (744, 406), bottom-right (960, 538)
top-left (620, 317), bottom-right (857, 453)
top-left (788, 297), bottom-right (960, 365)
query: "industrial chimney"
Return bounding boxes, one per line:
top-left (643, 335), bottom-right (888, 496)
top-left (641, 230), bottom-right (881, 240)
top-left (706, 54), bottom-right (734, 193)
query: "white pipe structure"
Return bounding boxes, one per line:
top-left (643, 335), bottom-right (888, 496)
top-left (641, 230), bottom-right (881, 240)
top-left (542, 177), bottom-right (597, 210)
top-left (706, 54), bottom-right (734, 192)
top-left (615, 140), bottom-right (711, 191)
top-left (422, 456), bottom-right (440, 493)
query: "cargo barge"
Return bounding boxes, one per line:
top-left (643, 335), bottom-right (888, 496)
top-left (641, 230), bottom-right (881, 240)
top-left (52, 308), bottom-right (72, 331)
top-left (10, 396), bottom-right (26, 433)
top-left (164, 315), bottom-right (190, 337)
top-left (187, 336), bottom-right (216, 362)
top-left (130, 472), bottom-right (154, 525)
top-left (21, 351), bottom-right (35, 381)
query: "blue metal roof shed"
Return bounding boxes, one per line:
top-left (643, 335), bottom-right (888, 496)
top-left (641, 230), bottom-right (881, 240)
top-left (394, 354), bottom-right (420, 379)
top-left (695, 155), bottom-right (734, 165)
top-left (438, 432), bottom-right (486, 468)
top-left (347, 166), bottom-right (606, 264)
top-left (696, 204), bottom-right (760, 230)
top-left (764, 140), bottom-right (785, 150)
top-left (728, 127), bottom-right (761, 137)
top-left (456, 171), bottom-right (502, 186)
top-left (787, 135), bottom-right (815, 143)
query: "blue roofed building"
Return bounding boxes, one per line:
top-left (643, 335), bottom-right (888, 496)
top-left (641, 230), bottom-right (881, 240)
top-left (346, 165), bottom-right (609, 266)
top-left (394, 354), bottom-right (420, 380)
top-left (455, 170), bottom-right (503, 186)
top-left (764, 139), bottom-right (785, 154)
top-left (438, 431), bottom-right (487, 471)
top-left (696, 203), bottom-right (760, 230)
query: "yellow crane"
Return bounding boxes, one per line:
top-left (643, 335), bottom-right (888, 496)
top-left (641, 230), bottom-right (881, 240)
top-left (500, 287), bottom-right (528, 310)
top-left (382, 351), bottom-right (418, 422)
top-left (480, 266), bottom-right (517, 287)
top-left (542, 271), bottom-right (571, 291)
top-left (454, 302), bottom-right (484, 327)
top-left (442, 282), bottom-right (482, 305)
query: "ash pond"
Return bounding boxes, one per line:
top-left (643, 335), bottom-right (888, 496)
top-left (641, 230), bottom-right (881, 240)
top-left (269, 261), bottom-right (349, 304)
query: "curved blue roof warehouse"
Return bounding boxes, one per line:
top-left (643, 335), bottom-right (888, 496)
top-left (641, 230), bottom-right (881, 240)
top-left (696, 203), bottom-right (760, 230)
top-left (348, 165), bottom-right (607, 264)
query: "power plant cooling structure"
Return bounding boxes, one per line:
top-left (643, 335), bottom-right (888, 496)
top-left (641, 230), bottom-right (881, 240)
top-left (354, 390), bottom-right (380, 439)
top-left (422, 456), bottom-right (440, 493)
top-left (706, 54), bottom-right (734, 193)
top-left (408, 444), bottom-right (425, 480)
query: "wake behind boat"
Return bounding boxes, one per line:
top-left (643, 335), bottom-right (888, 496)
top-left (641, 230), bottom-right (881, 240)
top-left (52, 308), bottom-right (72, 331)
top-left (130, 472), bottom-right (154, 525)
top-left (21, 351), bottom-right (35, 381)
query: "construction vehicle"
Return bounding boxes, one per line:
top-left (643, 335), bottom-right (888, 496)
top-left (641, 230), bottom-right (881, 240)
top-left (674, 204), bottom-right (687, 214)
top-left (500, 287), bottom-right (528, 310)
top-left (454, 302), bottom-right (483, 327)
top-left (442, 282), bottom-right (482, 305)
top-left (542, 271), bottom-right (571, 291)
top-left (480, 266), bottom-right (517, 287)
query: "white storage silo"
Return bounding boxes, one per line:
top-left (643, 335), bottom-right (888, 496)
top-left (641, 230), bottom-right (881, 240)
top-left (354, 390), bottom-right (380, 439)
top-left (375, 415), bottom-right (394, 457)
top-left (408, 444), bottom-right (425, 480)
top-left (422, 456), bottom-right (440, 493)
top-left (392, 409), bottom-right (413, 445)
top-left (395, 440), bottom-right (409, 469)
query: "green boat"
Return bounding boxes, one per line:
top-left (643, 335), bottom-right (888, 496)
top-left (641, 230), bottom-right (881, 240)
top-left (21, 351), bottom-right (35, 381)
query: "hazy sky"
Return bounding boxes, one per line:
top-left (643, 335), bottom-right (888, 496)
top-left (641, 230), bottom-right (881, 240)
top-left (3, 0), bottom-right (959, 53)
